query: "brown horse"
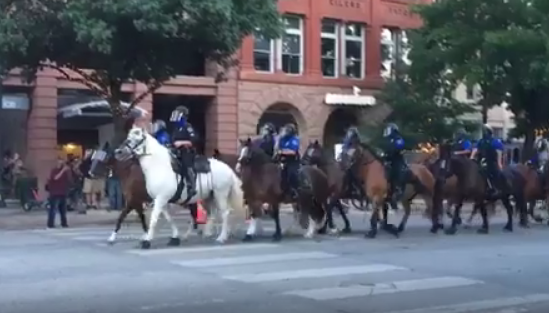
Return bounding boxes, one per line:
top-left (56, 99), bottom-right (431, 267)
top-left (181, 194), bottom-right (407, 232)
top-left (433, 142), bottom-right (522, 235)
top-left (340, 142), bottom-right (438, 238)
top-left (237, 137), bottom-right (328, 241)
top-left (302, 140), bottom-right (352, 234)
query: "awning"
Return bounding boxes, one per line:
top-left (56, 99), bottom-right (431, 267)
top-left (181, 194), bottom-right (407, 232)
top-left (324, 93), bottom-right (376, 107)
top-left (58, 100), bottom-right (149, 118)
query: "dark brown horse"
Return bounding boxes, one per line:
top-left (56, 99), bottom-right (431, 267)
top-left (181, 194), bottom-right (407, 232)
top-left (237, 137), bottom-right (328, 241)
top-left (302, 140), bottom-right (352, 234)
top-left (340, 142), bottom-right (438, 238)
top-left (433, 142), bottom-right (523, 235)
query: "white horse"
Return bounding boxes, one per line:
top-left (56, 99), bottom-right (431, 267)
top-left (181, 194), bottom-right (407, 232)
top-left (114, 126), bottom-right (245, 249)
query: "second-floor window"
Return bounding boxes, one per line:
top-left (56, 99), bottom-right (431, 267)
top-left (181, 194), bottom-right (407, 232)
top-left (253, 33), bottom-right (274, 72)
top-left (321, 19), bottom-right (338, 78)
top-left (279, 15), bottom-right (303, 75)
top-left (343, 23), bottom-right (364, 79)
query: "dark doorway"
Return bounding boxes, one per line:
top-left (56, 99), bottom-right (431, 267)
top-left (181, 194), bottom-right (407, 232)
top-left (257, 103), bottom-right (300, 135)
top-left (323, 108), bottom-right (359, 154)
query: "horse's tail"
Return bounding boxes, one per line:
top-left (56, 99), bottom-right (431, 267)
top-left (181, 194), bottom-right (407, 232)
top-left (228, 170), bottom-right (246, 219)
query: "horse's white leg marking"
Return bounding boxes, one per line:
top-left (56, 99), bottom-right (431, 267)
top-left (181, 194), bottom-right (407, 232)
top-left (304, 216), bottom-right (316, 239)
top-left (284, 205), bottom-right (301, 235)
top-left (161, 209), bottom-right (179, 239)
top-left (108, 232), bottom-right (117, 243)
top-left (144, 198), bottom-right (165, 242)
top-left (203, 217), bottom-right (215, 238)
top-left (215, 199), bottom-right (231, 243)
top-left (246, 218), bottom-right (258, 236)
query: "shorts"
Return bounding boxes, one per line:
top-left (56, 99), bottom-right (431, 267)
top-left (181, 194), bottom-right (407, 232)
top-left (82, 178), bottom-right (105, 195)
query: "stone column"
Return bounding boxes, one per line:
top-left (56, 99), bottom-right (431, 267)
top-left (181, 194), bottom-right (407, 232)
top-left (27, 69), bottom-right (58, 196)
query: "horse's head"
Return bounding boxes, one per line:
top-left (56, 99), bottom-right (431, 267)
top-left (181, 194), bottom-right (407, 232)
top-left (302, 140), bottom-right (324, 166)
top-left (238, 137), bottom-right (270, 167)
top-left (114, 126), bottom-right (147, 160)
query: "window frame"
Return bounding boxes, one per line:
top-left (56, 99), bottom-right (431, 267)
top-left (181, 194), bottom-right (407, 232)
top-left (321, 19), bottom-right (339, 78)
top-left (341, 22), bottom-right (365, 79)
top-left (277, 15), bottom-right (304, 75)
top-left (253, 32), bottom-right (275, 73)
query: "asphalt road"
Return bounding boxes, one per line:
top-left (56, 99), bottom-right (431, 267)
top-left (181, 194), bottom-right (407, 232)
top-left (2, 210), bottom-right (549, 313)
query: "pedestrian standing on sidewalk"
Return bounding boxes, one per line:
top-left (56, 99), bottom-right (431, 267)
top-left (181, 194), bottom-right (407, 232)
top-left (45, 157), bottom-right (72, 228)
top-left (106, 169), bottom-right (123, 211)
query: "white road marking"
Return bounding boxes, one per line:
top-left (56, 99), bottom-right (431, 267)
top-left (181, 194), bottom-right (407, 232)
top-left (384, 293), bottom-right (549, 313)
top-left (126, 243), bottom-right (280, 256)
top-left (222, 264), bottom-right (408, 282)
top-left (171, 252), bottom-right (336, 267)
top-left (283, 276), bottom-right (484, 300)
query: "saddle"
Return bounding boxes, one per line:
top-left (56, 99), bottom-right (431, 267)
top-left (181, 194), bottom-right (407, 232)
top-left (169, 153), bottom-right (211, 174)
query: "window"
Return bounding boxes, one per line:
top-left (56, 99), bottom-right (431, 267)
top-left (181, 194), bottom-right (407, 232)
top-left (493, 126), bottom-right (504, 139)
top-left (321, 19), bottom-right (338, 77)
top-left (279, 15), bottom-right (303, 74)
top-left (253, 32), bottom-right (274, 72)
top-left (342, 23), bottom-right (364, 79)
top-left (380, 28), bottom-right (409, 78)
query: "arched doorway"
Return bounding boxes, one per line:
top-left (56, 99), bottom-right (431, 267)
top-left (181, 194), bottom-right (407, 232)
top-left (257, 102), bottom-right (304, 135)
top-left (323, 108), bottom-right (358, 153)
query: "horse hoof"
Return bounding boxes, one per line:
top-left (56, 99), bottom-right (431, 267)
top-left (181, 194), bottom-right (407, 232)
top-left (341, 227), bottom-right (351, 234)
top-left (445, 228), bottom-right (457, 235)
top-left (215, 237), bottom-right (228, 244)
top-left (242, 234), bottom-right (254, 242)
top-left (456, 217), bottom-right (463, 226)
top-left (140, 240), bottom-right (151, 249)
top-left (477, 228), bottom-right (489, 234)
top-left (397, 225), bottom-right (405, 233)
top-left (503, 225), bottom-right (513, 232)
top-left (534, 217), bottom-right (543, 223)
top-left (519, 222), bottom-right (529, 229)
top-left (384, 223), bottom-right (399, 237)
top-left (317, 228), bottom-right (327, 235)
top-left (107, 240), bottom-right (115, 246)
top-left (168, 237), bottom-right (181, 246)
top-left (365, 230), bottom-right (377, 239)
top-left (272, 234), bottom-right (282, 242)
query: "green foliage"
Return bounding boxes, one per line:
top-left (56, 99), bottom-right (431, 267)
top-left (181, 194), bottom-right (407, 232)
top-left (409, 0), bottom-right (549, 158)
top-left (0, 0), bottom-right (283, 114)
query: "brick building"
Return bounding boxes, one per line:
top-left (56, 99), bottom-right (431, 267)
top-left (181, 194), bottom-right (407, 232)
top-left (0, 0), bottom-right (426, 189)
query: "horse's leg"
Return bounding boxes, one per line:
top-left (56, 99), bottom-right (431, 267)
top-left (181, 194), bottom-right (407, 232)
top-left (477, 201), bottom-right (489, 234)
top-left (445, 200), bottom-right (464, 235)
top-left (243, 201), bottom-right (263, 241)
top-left (160, 208), bottom-right (181, 246)
top-left (528, 200), bottom-right (544, 223)
top-left (271, 202), bottom-right (282, 241)
top-left (335, 199), bottom-right (351, 233)
top-left (396, 198), bottom-right (411, 235)
top-left (501, 195), bottom-right (514, 232)
top-left (366, 199), bottom-right (382, 239)
top-left (515, 194), bottom-right (529, 228)
top-left (182, 203), bottom-right (199, 240)
top-left (214, 191), bottom-right (232, 244)
top-left (137, 204), bottom-right (148, 238)
top-left (316, 199), bottom-right (333, 235)
top-left (141, 198), bottom-right (167, 249)
top-left (284, 203), bottom-right (301, 236)
top-left (108, 205), bottom-right (133, 244)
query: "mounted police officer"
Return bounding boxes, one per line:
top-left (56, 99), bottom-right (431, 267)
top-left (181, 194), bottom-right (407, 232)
top-left (275, 123), bottom-right (300, 199)
top-left (340, 126), bottom-right (362, 196)
top-left (452, 127), bottom-right (472, 158)
top-left (470, 124), bottom-right (504, 197)
top-left (151, 119), bottom-right (170, 146)
top-left (169, 105), bottom-right (198, 200)
top-left (257, 122), bottom-right (277, 157)
top-left (382, 122), bottom-right (406, 200)
top-left (532, 135), bottom-right (549, 170)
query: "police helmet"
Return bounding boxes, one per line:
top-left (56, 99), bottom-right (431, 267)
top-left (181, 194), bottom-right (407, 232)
top-left (259, 122), bottom-right (276, 136)
top-left (346, 126), bottom-right (359, 139)
top-left (169, 106), bottom-right (189, 123)
top-left (383, 123), bottom-right (399, 137)
top-left (454, 127), bottom-right (466, 139)
top-left (482, 124), bottom-right (493, 137)
top-left (283, 123), bottom-right (297, 136)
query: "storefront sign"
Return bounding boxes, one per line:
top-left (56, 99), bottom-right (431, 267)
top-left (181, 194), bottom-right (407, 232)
top-left (329, 0), bottom-right (362, 9)
top-left (1, 95), bottom-right (29, 110)
top-left (387, 6), bottom-right (417, 19)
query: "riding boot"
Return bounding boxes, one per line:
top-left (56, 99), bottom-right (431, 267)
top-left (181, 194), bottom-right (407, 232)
top-left (185, 168), bottom-right (197, 199)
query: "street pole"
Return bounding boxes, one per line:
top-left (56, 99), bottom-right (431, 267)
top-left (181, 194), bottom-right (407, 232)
top-left (0, 81), bottom-right (5, 208)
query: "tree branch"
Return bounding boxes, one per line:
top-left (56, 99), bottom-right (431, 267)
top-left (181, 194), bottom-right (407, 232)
top-left (40, 63), bottom-right (108, 98)
top-left (126, 81), bottom-right (163, 115)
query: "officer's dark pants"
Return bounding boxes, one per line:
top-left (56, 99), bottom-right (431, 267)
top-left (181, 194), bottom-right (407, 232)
top-left (485, 164), bottom-right (505, 193)
top-left (388, 161), bottom-right (405, 195)
top-left (282, 158), bottom-right (299, 196)
top-left (178, 148), bottom-right (196, 193)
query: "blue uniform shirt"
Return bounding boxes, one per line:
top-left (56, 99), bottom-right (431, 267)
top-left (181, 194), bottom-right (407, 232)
top-left (459, 139), bottom-right (472, 150)
top-left (154, 129), bottom-right (171, 145)
top-left (474, 138), bottom-right (503, 151)
top-left (279, 135), bottom-right (300, 152)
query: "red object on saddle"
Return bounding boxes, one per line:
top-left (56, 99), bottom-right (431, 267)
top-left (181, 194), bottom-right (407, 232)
top-left (196, 200), bottom-right (207, 224)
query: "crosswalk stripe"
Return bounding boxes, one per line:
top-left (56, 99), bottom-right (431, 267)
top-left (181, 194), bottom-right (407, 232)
top-left (384, 293), bottom-right (549, 313)
top-left (171, 251), bottom-right (336, 267)
top-left (282, 276), bottom-right (483, 300)
top-left (126, 243), bottom-right (280, 256)
top-left (222, 264), bottom-right (408, 283)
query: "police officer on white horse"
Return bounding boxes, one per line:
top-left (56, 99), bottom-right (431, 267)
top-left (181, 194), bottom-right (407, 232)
top-left (169, 106), bottom-right (199, 201)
